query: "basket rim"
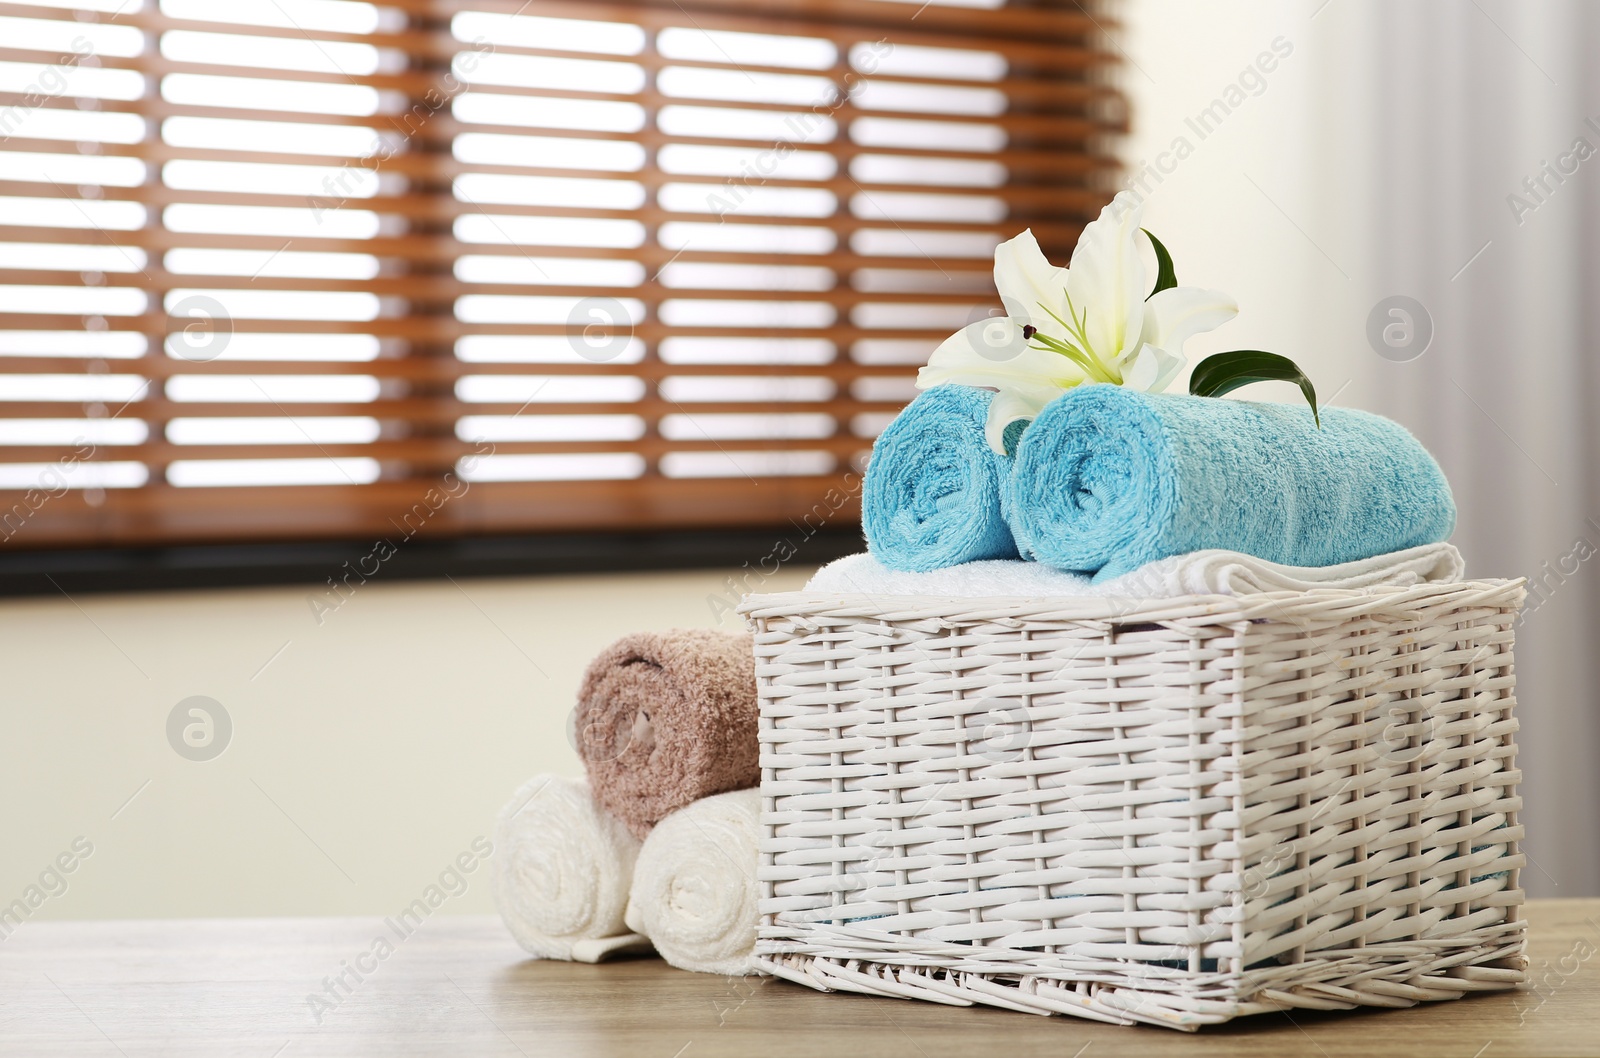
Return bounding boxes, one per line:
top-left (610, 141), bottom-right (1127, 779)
top-left (739, 577), bottom-right (1526, 626)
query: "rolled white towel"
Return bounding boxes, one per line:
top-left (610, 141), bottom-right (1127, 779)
top-left (491, 774), bottom-right (652, 963)
top-left (807, 543), bottom-right (1464, 599)
top-left (625, 788), bottom-right (762, 976)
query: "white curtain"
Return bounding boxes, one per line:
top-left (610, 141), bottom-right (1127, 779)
top-left (1126, 0), bottom-right (1600, 895)
top-left (1311, 1), bottom-right (1600, 898)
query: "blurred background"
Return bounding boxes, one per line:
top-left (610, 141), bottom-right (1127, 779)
top-left (0, 0), bottom-right (1593, 926)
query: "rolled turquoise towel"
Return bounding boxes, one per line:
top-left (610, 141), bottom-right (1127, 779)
top-left (864, 385), bottom-right (1019, 571)
top-left (1006, 385), bottom-right (1456, 581)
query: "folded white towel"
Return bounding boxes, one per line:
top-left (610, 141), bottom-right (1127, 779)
top-left (625, 788), bottom-right (762, 976)
top-left (807, 543), bottom-right (1464, 599)
top-left (491, 774), bottom-right (652, 963)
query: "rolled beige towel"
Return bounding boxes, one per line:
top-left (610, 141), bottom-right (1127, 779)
top-left (491, 775), bottom-right (652, 963)
top-left (574, 629), bottom-right (758, 840)
top-left (625, 788), bottom-right (762, 976)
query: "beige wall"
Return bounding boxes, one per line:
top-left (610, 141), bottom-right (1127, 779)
top-left (0, 565), bottom-right (815, 922)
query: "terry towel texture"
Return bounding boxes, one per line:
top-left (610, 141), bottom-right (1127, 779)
top-left (575, 629), bottom-right (759, 840)
top-left (1006, 386), bottom-right (1457, 581)
top-left (490, 774), bottom-right (650, 963)
top-left (863, 385), bottom-right (1019, 572)
top-left (807, 543), bottom-right (1464, 598)
top-left (624, 788), bottom-right (762, 976)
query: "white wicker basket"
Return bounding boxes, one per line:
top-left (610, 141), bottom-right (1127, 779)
top-left (741, 581), bottom-right (1527, 1031)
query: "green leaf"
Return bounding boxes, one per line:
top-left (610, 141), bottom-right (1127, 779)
top-left (1189, 350), bottom-right (1321, 427)
top-left (1143, 228), bottom-right (1177, 300)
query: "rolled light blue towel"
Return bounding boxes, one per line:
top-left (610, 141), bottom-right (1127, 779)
top-left (1006, 385), bottom-right (1456, 582)
top-left (863, 385), bottom-right (1019, 571)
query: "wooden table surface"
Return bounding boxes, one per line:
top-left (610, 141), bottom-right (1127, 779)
top-left (3, 899), bottom-right (1597, 1057)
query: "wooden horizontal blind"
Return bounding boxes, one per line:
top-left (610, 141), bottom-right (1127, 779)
top-left (0, 0), bottom-right (1123, 549)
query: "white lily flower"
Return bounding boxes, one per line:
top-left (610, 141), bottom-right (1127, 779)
top-left (916, 190), bottom-right (1239, 453)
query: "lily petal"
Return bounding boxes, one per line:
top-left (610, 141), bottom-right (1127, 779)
top-left (993, 230), bottom-right (1070, 332)
top-left (1136, 285), bottom-right (1239, 359)
top-left (1121, 343), bottom-right (1187, 393)
top-left (924, 316), bottom-right (1029, 371)
top-left (1064, 191), bottom-right (1148, 365)
top-left (917, 319), bottom-right (1086, 393)
top-left (985, 386), bottom-right (1054, 455)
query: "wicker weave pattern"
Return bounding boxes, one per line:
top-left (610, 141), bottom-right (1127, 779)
top-left (741, 582), bottom-right (1527, 1030)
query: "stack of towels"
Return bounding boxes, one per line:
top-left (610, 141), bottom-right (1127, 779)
top-left (852, 384), bottom-right (1461, 590)
top-left (491, 629), bottom-right (762, 976)
top-left (490, 384), bottom-right (1463, 977)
